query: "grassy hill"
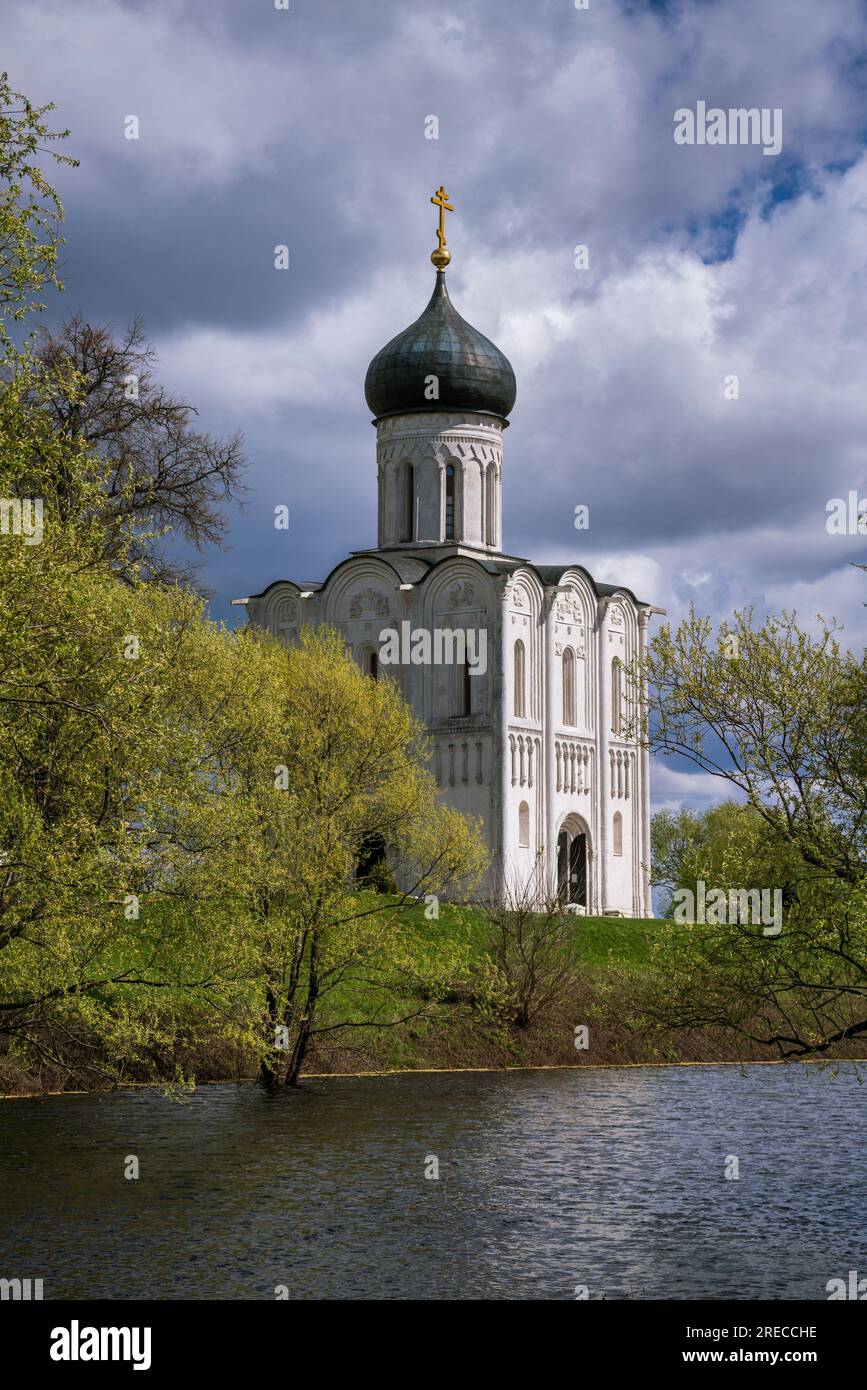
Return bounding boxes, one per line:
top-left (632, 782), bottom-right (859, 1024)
top-left (393, 897), bottom-right (655, 968)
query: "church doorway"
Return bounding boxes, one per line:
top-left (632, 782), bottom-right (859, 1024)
top-left (355, 832), bottom-right (398, 894)
top-left (557, 818), bottom-right (589, 907)
top-left (356, 833), bottom-right (386, 885)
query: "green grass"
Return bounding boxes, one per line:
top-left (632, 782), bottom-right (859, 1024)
top-left (310, 896), bottom-right (659, 1071)
top-left (390, 896), bottom-right (656, 970)
top-left (567, 913), bottom-right (655, 969)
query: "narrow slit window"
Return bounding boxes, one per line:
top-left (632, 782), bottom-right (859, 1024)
top-left (445, 464), bottom-right (456, 540)
top-left (401, 463), bottom-right (414, 542)
top-left (611, 658), bottom-right (622, 736)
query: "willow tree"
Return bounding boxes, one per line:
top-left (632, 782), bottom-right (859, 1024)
top-left (0, 472), bottom-right (253, 1078)
top-left (195, 626), bottom-right (488, 1088)
top-left (638, 606), bottom-right (867, 1057)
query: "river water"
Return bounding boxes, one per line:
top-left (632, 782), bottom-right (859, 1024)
top-left (1, 1064), bottom-right (864, 1300)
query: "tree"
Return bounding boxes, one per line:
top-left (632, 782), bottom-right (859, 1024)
top-left (645, 607), bottom-right (865, 886)
top-left (0, 71), bottom-right (76, 337)
top-left (197, 626), bottom-right (488, 1088)
top-left (30, 316), bottom-right (246, 585)
top-left (0, 541), bottom-right (245, 1076)
top-left (475, 855), bottom-right (579, 1027)
top-left (0, 76), bottom-right (485, 1091)
top-left (651, 802), bottom-right (818, 920)
top-left (0, 75), bottom-right (243, 588)
top-left (638, 607), bottom-right (867, 1057)
top-left (0, 86), bottom-right (254, 1075)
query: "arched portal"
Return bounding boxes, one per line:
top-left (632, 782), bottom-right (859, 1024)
top-left (557, 814), bottom-right (590, 907)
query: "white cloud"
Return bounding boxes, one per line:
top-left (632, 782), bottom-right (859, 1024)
top-left (650, 760), bottom-right (745, 816)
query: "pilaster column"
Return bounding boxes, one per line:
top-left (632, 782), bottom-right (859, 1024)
top-left (597, 598), bottom-right (611, 914)
top-left (638, 608), bottom-right (653, 917)
top-left (496, 580), bottom-right (510, 901)
top-left (543, 586), bottom-right (558, 899)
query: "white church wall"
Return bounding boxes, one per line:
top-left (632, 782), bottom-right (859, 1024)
top-left (250, 565), bottom-right (651, 918)
top-left (553, 572), bottom-right (597, 738)
top-left (601, 598), bottom-right (645, 915)
top-left (375, 411), bottom-right (505, 551)
top-left (500, 570), bottom-right (545, 902)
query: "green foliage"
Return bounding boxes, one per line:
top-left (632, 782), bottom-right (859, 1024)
top-left (642, 882), bottom-right (867, 1058)
top-left (646, 606), bottom-right (866, 885)
top-left (651, 801), bottom-right (823, 920)
top-left (641, 605), bottom-right (867, 1056)
top-left (0, 80), bottom-right (487, 1087)
top-left (0, 71), bottom-right (77, 337)
top-left (202, 625), bottom-right (488, 1086)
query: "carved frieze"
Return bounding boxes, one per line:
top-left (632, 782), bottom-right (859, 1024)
top-left (349, 587), bottom-right (389, 619)
top-left (448, 582), bottom-right (475, 609)
top-left (273, 596), bottom-right (298, 626)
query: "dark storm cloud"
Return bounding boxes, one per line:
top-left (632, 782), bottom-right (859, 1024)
top-left (54, 165), bottom-right (359, 334)
top-left (4, 0), bottom-right (867, 654)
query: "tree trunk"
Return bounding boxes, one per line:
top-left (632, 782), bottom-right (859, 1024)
top-left (257, 983), bottom-right (280, 1088)
top-left (284, 939), bottom-right (319, 1087)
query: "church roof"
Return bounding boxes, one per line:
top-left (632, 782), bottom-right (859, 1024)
top-left (483, 558), bottom-right (647, 607)
top-left (364, 271), bottom-right (517, 422)
top-left (531, 565), bottom-right (635, 598)
top-left (246, 555), bottom-right (648, 609)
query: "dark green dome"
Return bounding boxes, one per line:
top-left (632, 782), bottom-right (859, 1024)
top-left (364, 271), bottom-right (516, 421)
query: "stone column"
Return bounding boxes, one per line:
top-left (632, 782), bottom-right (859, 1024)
top-left (597, 599), bottom-right (611, 914)
top-left (638, 608), bottom-right (653, 917)
top-left (496, 581), bottom-right (510, 901)
top-left (543, 587), bottom-right (558, 899)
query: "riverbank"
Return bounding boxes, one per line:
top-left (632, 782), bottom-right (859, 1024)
top-left (4, 965), bottom-right (866, 1096)
top-left (3, 904), bottom-right (866, 1095)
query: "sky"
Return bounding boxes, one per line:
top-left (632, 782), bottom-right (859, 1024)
top-left (6, 0), bottom-right (867, 815)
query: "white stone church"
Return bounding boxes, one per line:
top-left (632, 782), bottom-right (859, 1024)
top-left (242, 200), bottom-right (655, 916)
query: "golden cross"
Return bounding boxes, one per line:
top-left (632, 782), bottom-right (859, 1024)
top-left (431, 185), bottom-right (454, 251)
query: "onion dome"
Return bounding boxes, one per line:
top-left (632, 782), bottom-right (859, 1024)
top-left (365, 187), bottom-right (516, 421)
top-left (365, 271), bottom-right (516, 421)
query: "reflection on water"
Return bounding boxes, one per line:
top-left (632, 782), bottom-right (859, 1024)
top-left (1, 1064), bottom-right (864, 1300)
